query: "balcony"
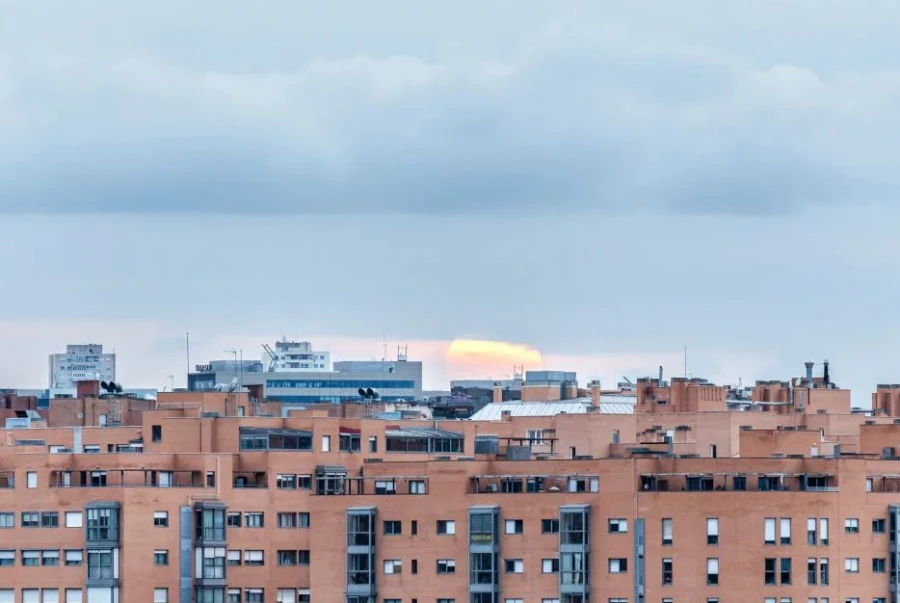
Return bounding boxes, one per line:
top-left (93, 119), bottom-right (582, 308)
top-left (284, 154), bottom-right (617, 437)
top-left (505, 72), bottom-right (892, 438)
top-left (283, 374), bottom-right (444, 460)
top-left (0, 471), bottom-right (13, 488)
top-left (50, 469), bottom-right (208, 488)
top-left (470, 474), bottom-right (599, 494)
top-left (639, 472), bottom-right (838, 493)
top-left (233, 472), bottom-right (267, 489)
top-left (316, 474), bottom-right (429, 496)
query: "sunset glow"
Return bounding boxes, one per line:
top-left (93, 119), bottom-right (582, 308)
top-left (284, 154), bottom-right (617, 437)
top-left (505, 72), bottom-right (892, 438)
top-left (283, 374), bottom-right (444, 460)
top-left (445, 339), bottom-right (542, 378)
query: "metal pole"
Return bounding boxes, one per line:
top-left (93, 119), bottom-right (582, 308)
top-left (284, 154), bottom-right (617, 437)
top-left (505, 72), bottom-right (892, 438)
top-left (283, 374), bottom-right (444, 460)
top-left (186, 332), bottom-right (190, 389)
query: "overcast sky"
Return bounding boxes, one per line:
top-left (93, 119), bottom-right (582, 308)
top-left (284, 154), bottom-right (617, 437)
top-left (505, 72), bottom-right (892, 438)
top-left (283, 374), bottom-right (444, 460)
top-left (2, 0), bottom-right (900, 401)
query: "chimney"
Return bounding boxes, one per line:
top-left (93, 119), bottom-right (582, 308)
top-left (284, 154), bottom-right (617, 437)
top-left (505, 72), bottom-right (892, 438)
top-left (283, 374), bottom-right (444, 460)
top-left (658, 366), bottom-right (664, 387)
top-left (492, 382), bottom-right (503, 404)
top-left (823, 360), bottom-right (830, 386)
top-left (590, 380), bottom-right (601, 405)
top-left (804, 362), bottom-right (814, 381)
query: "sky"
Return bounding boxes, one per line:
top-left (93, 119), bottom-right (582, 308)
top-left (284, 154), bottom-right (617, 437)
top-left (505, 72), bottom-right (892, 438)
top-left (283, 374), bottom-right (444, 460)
top-left (2, 0), bottom-right (900, 402)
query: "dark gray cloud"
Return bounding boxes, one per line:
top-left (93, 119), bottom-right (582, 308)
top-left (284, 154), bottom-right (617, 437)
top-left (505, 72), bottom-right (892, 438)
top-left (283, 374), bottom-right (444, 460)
top-left (2, 1), bottom-right (900, 215)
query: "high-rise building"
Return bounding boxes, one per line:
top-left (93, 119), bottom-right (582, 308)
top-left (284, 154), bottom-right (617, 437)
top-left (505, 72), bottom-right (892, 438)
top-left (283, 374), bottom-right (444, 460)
top-left (48, 344), bottom-right (116, 388)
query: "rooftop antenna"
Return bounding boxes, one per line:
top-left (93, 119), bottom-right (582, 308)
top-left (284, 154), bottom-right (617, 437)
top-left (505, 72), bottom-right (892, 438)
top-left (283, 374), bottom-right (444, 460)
top-left (397, 345), bottom-right (408, 362)
top-left (185, 332), bottom-right (190, 389)
top-left (684, 346), bottom-right (687, 379)
top-left (382, 332), bottom-right (387, 362)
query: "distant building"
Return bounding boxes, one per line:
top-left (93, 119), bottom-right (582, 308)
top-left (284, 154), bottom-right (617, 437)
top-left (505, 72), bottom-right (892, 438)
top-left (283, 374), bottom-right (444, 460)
top-left (48, 344), bottom-right (115, 388)
top-left (262, 339), bottom-right (330, 372)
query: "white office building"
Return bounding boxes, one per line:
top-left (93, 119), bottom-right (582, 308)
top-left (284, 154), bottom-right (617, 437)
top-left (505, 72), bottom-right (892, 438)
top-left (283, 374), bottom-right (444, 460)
top-left (262, 339), bottom-right (330, 372)
top-left (48, 344), bottom-right (116, 388)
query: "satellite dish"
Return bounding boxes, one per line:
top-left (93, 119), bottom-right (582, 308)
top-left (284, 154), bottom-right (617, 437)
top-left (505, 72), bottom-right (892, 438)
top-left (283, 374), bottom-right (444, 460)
top-left (358, 388), bottom-right (367, 398)
top-left (114, 383), bottom-right (123, 393)
top-left (368, 388), bottom-right (379, 400)
top-left (100, 381), bottom-right (109, 390)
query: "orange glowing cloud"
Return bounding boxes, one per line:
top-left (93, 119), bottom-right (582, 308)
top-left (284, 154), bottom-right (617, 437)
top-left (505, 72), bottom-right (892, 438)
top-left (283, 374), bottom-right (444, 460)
top-left (445, 339), bottom-right (542, 379)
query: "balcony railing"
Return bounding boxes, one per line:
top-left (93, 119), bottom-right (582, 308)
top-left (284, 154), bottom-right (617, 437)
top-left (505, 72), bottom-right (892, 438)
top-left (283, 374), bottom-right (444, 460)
top-left (471, 474), bottom-right (600, 494)
top-left (50, 469), bottom-right (207, 488)
top-left (639, 472), bottom-right (838, 493)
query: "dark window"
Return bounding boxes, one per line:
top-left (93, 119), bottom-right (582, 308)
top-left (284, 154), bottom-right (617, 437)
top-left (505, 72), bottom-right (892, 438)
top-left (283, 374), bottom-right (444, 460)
top-left (339, 434), bottom-right (361, 453)
top-left (226, 513), bottom-right (241, 528)
top-left (874, 558), bottom-right (886, 573)
top-left (764, 558), bottom-right (776, 585)
top-left (151, 425), bottom-right (162, 443)
top-left (411, 520), bottom-right (418, 535)
top-left (411, 559), bottom-right (418, 574)
top-left (873, 518), bottom-right (886, 533)
top-left (662, 558), bottom-right (673, 585)
top-left (384, 520), bottom-right (402, 535)
top-left (155, 550), bottom-right (169, 565)
top-left (41, 512), bottom-right (59, 527)
top-left (542, 518), bottom-right (560, 534)
top-left (780, 558), bottom-right (791, 584)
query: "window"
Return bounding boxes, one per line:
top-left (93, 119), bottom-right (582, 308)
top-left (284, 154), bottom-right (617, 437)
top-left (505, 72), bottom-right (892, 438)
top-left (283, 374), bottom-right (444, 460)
top-left (298, 590), bottom-right (310, 603)
top-left (765, 558), bottom-right (777, 585)
top-left (608, 558), bottom-right (628, 573)
top-left (411, 520), bottom-right (417, 535)
top-left (707, 518), bottom-right (719, 545)
top-left (87, 550), bottom-right (113, 580)
top-left (339, 433), bottom-right (361, 452)
top-left (65, 550), bottom-right (83, 566)
top-left (27, 471), bottom-right (37, 488)
top-left (0, 513), bottom-right (12, 528)
top-left (154, 589), bottom-right (168, 603)
top-left (542, 558), bottom-right (559, 573)
top-left (662, 558), bottom-right (673, 585)
top-left (245, 591), bottom-right (264, 603)
top-left (227, 513), bottom-right (241, 527)
top-left (873, 557), bottom-right (886, 573)
top-left (278, 550), bottom-right (298, 566)
top-left (0, 550), bottom-right (12, 566)
top-left (781, 558), bottom-right (792, 584)
top-left (22, 512), bottom-right (39, 527)
top-left (808, 558), bottom-right (817, 585)
top-left (765, 518), bottom-right (776, 545)
top-left (299, 512), bottom-right (310, 528)
top-left (245, 513), bottom-right (264, 528)
top-left (820, 558), bottom-right (829, 585)
top-left (276, 590), bottom-right (297, 603)
top-left (42, 550), bottom-right (60, 566)
top-left (65, 512), bottom-right (83, 528)
top-left (608, 518), bottom-right (628, 533)
top-left (39, 511), bottom-right (58, 527)
top-left (22, 550), bottom-right (40, 566)
top-left (243, 550), bottom-right (264, 566)
top-left (707, 558), bottom-right (719, 585)
top-left (662, 518), bottom-right (673, 545)
top-left (844, 558), bottom-right (859, 573)
top-left (504, 559), bottom-right (524, 574)
top-left (436, 559), bottom-right (456, 574)
top-left (437, 520), bottom-right (456, 535)
top-left (155, 550), bottom-right (169, 565)
top-left (505, 600), bottom-right (524, 603)
top-left (873, 518), bottom-right (886, 533)
top-left (227, 551), bottom-right (241, 566)
top-left (542, 519), bottom-right (559, 534)
top-left (66, 592), bottom-right (83, 603)
top-left (277, 474), bottom-right (297, 489)
top-left (152, 425), bottom-right (162, 442)
top-left (808, 518), bottom-right (817, 545)
top-left (819, 518), bottom-right (829, 545)
top-left (409, 480), bottom-right (426, 494)
top-left (277, 513), bottom-right (297, 528)
top-left (504, 519), bottom-right (523, 534)
top-left (780, 518), bottom-right (791, 544)
top-left (321, 435), bottom-right (331, 452)
top-left (844, 518), bottom-right (859, 534)
top-left (154, 511), bottom-right (169, 527)
top-left (384, 559), bottom-right (402, 574)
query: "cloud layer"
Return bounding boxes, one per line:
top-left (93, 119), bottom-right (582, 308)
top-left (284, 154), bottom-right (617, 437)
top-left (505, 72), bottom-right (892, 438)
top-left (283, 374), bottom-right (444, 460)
top-left (2, 1), bottom-right (900, 215)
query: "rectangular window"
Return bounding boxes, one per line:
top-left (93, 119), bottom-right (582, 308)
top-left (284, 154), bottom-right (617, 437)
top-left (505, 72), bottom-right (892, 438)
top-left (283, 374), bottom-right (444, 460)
top-left (504, 558), bottom-right (524, 574)
top-left (245, 591), bottom-right (264, 603)
top-left (277, 513), bottom-right (297, 528)
top-left (277, 550), bottom-right (297, 566)
top-left (542, 558), bottom-right (559, 574)
top-left (298, 512), bottom-right (310, 528)
top-left (42, 550), bottom-right (60, 566)
top-left (707, 518), bottom-right (719, 545)
top-left (608, 518), bottom-right (628, 533)
top-left (436, 559), bottom-right (456, 574)
top-left (153, 511), bottom-right (169, 527)
top-left (662, 558), bottom-right (673, 585)
top-left (437, 520), bottom-right (456, 535)
top-left (383, 559), bottom-right (402, 574)
top-left (873, 518), bottom-right (886, 533)
top-left (807, 557), bottom-right (817, 585)
top-left (780, 518), bottom-right (791, 544)
top-left (22, 512), bottom-right (39, 527)
top-left (154, 589), bottom-right (168, 603)
top-left (608, 558), bottom-right (628, 573)
top-left (0, 550), bottom-right (12, 566)
top-left (542, 519), bottom-right (559, 534)
top-left (844, 518), bottom-right (859, 534)
top-left (765, 518), bottom-right (776, 545)
top-left (151, 425), bottom-right (162, 442)
top-left (65, 512), bottom-right (83, 528)
top-left (808, 518), bottom-right (817, 545)
top-left (243, 550), bottom-right (264, 566)
top-left (155, 550), bottom-right (169, 566)
top-left (276, 590), bottom-right (296, 603)
top-left (227, 551), bottom-right (241, 566)
top-left (22, 550), bottom-right (40, 566)
top-left (707, 558), bottom-right (719, 585)
top-left (65, 550), bottom-right (83, 566)
top-left (41, 512), bottom-right (59, 527)
top-left (662, 518), bottom-right (673, 545)
top-left (844, 558), bottom-right (859, 573)
top-left (873, 557), bottom-right (886, 573)
top-left (765, 558), bottom-right (777, 585)
top-left (227, 513), bottom-right (241, 528)
top-left (383, 520), bottom-right (402, 535)
top-left (27, 471), bottom-right (37, 488)
top-left (504, 519), bottom-right (523, 534)
top-left (819, 518), bottom-right (829, 545)
top-left (321, 435), bottom-right (330, 452)
top-left (780, 558), bottom-right (792, 584)
top-left (820, 558), bottom-right (829, 585)
top-left (244, 513), bottom-right (264, 528)
top-left (0, 513), bottom-right (13, 528)
top-left (276, 474), bottom-right (297, 490)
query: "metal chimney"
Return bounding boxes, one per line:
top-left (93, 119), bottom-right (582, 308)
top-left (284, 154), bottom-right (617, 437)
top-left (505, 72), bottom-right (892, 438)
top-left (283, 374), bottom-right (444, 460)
top-left (658, 366), bottom-right (664, 387)
top-left (823, 360), bottom-right (830, 386)
top-left (804, 362), bottom-right (814, 380)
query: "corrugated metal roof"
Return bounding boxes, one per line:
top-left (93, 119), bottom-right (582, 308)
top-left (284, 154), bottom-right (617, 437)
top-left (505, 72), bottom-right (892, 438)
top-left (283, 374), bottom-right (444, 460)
top-left (385, 426), bottom-right (464, 438)
top-left (468, 398), bottom-right (636, 421)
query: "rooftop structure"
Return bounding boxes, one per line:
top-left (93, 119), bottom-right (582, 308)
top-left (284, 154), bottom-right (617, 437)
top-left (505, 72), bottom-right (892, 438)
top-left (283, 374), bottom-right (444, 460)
top-left (48, 343), bottom-right (115, 389)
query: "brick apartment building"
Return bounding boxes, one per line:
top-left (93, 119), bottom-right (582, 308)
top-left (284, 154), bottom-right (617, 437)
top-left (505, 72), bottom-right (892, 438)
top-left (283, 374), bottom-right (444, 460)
top-left (1, 370), bottom-right (900, 603)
